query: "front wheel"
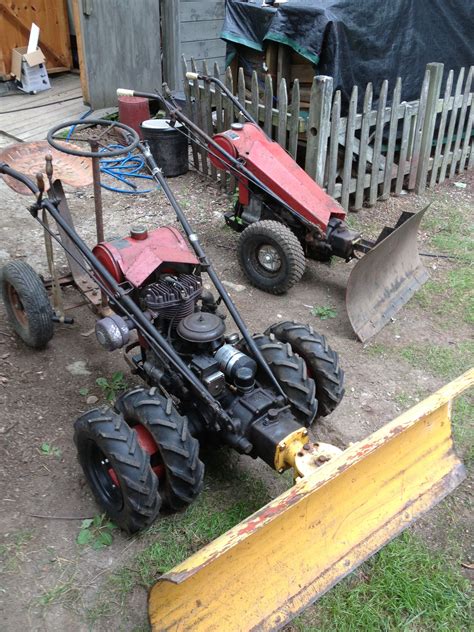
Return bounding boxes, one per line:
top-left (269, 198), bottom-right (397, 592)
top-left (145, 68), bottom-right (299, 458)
top-left (238, 221), bottom-right (305, 294)
top-left (74, 407), bottom-right (161, 533)
top-left (115, 387), bottom-right (205, 511)
top-left (1, 261), bottom-right (53, 348)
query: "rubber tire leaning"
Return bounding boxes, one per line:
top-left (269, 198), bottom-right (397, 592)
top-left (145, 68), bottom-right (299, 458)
top-left (251, 334), bottom-right (318, 426)
top-left (115, 387), bottom-right (204, 511)
top-left (74, 407), bottom-right (161, 534)
top-left (238, 220), bottom-right (305, 294)
top-left (1, 261), bottom-right (53, 349)
top-left (267, 321), bottom-right (345, 418)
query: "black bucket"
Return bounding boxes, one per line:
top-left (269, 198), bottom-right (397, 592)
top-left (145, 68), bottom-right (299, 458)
top-left (140, 119), bottom-right (188, 177)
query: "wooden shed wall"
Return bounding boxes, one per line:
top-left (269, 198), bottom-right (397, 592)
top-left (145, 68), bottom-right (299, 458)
top-left (179, 0), bottom-right (226, 75)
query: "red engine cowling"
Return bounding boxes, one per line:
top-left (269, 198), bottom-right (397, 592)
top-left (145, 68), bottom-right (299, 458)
top-left (209, 123), bottom-right (345, 232)
top-left (93, 226), bottom-right (199, 288)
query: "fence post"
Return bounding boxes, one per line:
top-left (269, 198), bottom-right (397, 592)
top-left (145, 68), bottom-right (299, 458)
top-left (305, 75), bottom-right (333, 185)
top-left (415, 63), bottom-right (444, 194)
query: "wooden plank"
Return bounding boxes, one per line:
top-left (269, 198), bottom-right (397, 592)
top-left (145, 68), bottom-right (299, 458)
top-left (180, 1), bottom-right (225, 22)
top-left (341, 85), bottom-right (358, 210)
top-left (354, 83), bottom-right (373, 210)
top-left (181, 20), bottom-right (223, 42)
top-left (181, 40), bottom-right (225, 61)
top-left (290, 64), bottom-right (315, 84)
top-left (277, 44), bottom-right (291, 88)
top-left (288, 79), bottom-right (300, 159)
top-left (263, 74), bottom-right (273, 137)
top-left (429, 70), bottom-right (454, 187)
top-left (191, 58), bottom-right (208, 175)
top-left (395, 103), bottom-right (414, 195)
top-left (449, 66), bottom-right (473, 179)
top-left (214, 61), bottom-right (227, 190)
top-left (380, 77), bottom-right (402, 200)
top-left (408, 66), bottom-right (430, 190)
top-left (327, 90), bottom-right (341, 198)
top-left (162, 0), bottom-right (181, 91)
top-left (368, 80), bottom-right (388, 206)
top-left (250, 71), bottom-right (260, 122)
top-left (182, 55), bottom-right (200, 170)
top-left (415, 63), bottom-right (444, 193)
top-left (459, 88), bottom-right (474, 172)
top-left (439, 68), bottom-right (465, 183)
top-left (277, 79), bottom-right (288, 149)
top-left (238, 67), bottom-right (246, 124)
top-left (202, 61), bottom-right (217, 181)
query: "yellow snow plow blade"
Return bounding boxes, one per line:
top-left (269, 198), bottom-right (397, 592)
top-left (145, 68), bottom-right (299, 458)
top-left (346, 206), bottom-right (430, 343)
top-left (149, 369), bottom-right (472, 631)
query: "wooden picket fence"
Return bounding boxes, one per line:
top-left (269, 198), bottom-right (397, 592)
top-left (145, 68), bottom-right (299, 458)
top-left (182, 57), bottom-right (473, 211)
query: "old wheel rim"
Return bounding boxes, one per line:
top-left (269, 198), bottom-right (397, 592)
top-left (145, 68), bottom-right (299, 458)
top-left (257, 245), bottom-right (282, 272)
top-left (6, 283), bottom-right (28, 327)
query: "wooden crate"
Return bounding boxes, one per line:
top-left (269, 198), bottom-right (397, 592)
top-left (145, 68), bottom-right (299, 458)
top-left (0, 0), bottom-right (72, 80)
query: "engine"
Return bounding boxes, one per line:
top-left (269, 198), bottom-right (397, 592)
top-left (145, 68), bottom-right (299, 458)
top-left (95, 271), bottom-right (258, 402)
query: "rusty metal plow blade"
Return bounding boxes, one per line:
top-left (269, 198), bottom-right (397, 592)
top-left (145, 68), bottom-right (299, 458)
top-left (346, 205), bottom-right (430, 343)
top-left (148, 369), bottom-right (472, 632)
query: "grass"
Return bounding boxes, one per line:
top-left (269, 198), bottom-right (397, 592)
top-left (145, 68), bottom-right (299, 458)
top-left (399, 340), bottom-right (474, 380)
top-left (413, 199), bottom-right (473, 325)
top-left (293, 531), bottom-right (472, 632)
top-left (0, 530), bottom-right (34, 573)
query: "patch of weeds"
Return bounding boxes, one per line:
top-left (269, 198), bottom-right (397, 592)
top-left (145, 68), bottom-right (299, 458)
top-left (36, 575), bottom-right (79, 607)
top-left (311, 305), bottom-right (337, 320)
top-left (364, 342), bottom-right (387, 357)
top-left (399, 341), bottom-right (474, 380)
top-left (77, 514), bottom-right (117, 550)
top-left (294, 531), bottom-right (472, 632)
top-left (79, 386), bottom-right (89, 396)
top-left (96, 371), bottom-right (128, 402)
top-left (39, 442), bottom-right (61, 458)
top-left (423, 205), bottom-right (473, 262)
top-left (0, 530), bottom-right (34, 573)
top-left (414, 266), bottom-right (473, 325)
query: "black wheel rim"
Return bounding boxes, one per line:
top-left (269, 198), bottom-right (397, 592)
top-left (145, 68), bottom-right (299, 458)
top-left (250, 240), bottom-right (285, 279)
top-left (86, 441), bottom-right (124, 510)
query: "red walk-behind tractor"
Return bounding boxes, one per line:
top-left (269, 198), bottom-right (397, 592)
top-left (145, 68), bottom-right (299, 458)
top-left (0, 120), bottom-right (344, 533)
top-left (118, 76), bottom-right (429, 343)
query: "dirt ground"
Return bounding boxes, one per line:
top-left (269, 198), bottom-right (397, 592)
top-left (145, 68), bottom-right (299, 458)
top-left (0, 162), bottom-right (472, 631)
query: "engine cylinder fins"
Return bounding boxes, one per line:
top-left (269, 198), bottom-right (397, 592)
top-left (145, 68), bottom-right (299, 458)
top-left (142, 274), bottom-right (201, 322)
top-left (177, 312), bottom-right (226, 343)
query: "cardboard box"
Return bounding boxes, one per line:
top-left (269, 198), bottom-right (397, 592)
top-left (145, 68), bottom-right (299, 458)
top-left (11, 46), bottom-right (50, 93)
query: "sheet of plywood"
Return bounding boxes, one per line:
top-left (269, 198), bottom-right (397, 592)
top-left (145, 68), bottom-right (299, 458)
top-left (0, 0), bottom-right (72, 79)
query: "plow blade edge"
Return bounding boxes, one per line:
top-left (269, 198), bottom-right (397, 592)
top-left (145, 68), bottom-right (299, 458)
top-left (149, 369), bottom-right (472, 632)
top-left (346, 206), bottom-right (429, 342)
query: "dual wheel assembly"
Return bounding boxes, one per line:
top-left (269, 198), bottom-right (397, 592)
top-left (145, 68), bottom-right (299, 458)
top-left (74, 388), bottom-right (205, 533)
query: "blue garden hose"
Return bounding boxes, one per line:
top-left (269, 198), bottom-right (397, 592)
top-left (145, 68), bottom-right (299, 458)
top-left (98, 144), bottom-right (160, 194)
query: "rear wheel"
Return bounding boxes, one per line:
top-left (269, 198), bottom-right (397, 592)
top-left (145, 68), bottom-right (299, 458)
top-left (1, 261), bottom-right (53, 348)
top-left (115, 387), bottom-right (204, 510)
top-left (251, 334), bottom-right (318, 426)
top-left (267, 321), bottom-right (344, 417)
top-left (74, 407), bottom-right (161, 533)
top-left (238, 221), bottom-right (305, 294)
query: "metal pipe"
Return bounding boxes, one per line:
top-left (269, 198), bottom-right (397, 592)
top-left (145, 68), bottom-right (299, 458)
top-left (89, 139), bottom-right (107, 308)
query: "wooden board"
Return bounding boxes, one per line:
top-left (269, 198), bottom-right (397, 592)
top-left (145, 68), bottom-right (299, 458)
top-left (73, 0), bottom-right (161, 109)
top-left (0, 0), bottom-right (72, 79)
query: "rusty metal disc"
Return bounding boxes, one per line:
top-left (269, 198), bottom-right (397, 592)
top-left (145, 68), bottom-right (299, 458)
top-left (0, 141), bottom-right (93, 195)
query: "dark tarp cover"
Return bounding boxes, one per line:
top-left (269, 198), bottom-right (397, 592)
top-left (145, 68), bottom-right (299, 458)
top-left (221, 0), bottom-right (473, 108)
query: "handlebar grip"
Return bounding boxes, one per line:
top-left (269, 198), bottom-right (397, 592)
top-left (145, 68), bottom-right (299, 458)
top-left (0, 163), bottom-right (39, 194)
top-left (117, 88), bottom-right (135, 97)
top-left (185, 72), bottom-right (199, 80)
